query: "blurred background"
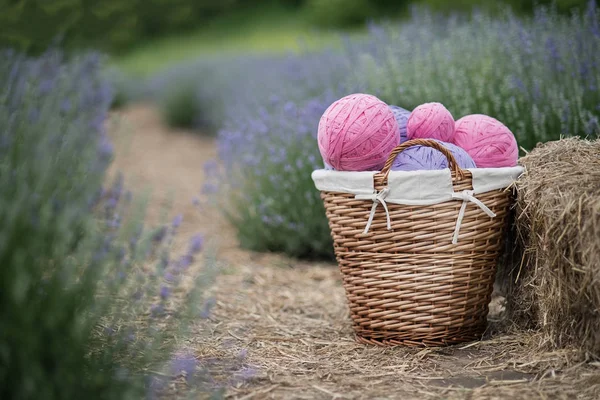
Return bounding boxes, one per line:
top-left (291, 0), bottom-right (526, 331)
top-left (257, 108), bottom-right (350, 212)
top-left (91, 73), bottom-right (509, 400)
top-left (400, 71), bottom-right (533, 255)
top-left (2, 0), bottom-right (599, 399)
top-left (0, 0), bottom-right (591, 72)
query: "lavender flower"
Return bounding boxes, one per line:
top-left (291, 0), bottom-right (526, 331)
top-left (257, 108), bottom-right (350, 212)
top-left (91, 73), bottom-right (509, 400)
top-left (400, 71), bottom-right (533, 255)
top-left (177, 254), bottom-right (193, 270)
top-left (60, 99), bottom-right (72, 113)
top-left (160, 286), bottom-right (170, 300)
top-left (150, 304), bottom-right (164, 317)
top-left (170, 353), bottom-right (198, 382)
top-left (188, 234), bottom-right (203, 254)
top-left (172, 214), bottom-right (183, 228)
top-left (164, 271), bottom-right (176, 283)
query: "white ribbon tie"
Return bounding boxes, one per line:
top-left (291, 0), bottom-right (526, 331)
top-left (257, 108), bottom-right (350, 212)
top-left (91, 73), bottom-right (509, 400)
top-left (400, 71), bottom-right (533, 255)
top-left (451, 190), bottom-right (496, 244)
top-left (355, 188), bottom-right (495, 242)
top-left (355, 187), bottom-right (391, 234)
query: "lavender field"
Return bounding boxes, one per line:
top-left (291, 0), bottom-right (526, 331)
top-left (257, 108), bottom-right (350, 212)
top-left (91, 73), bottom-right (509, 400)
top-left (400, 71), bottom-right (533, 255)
top-left (146, 2), bottom-right (600, 258)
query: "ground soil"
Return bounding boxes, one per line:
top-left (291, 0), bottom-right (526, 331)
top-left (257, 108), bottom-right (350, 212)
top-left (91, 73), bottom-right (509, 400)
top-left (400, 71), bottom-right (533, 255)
top-left (108, 104), bottom-right (600, 400)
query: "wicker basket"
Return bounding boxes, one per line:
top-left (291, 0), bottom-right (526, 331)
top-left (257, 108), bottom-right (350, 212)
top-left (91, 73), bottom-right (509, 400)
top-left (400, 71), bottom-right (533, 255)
top-left (313, 139), bottom-right (522, 347)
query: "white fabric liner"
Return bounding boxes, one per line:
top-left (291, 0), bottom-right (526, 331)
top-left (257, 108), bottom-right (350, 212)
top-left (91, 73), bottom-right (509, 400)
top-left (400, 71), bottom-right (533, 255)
top-left (312, 167), bottom-right (523, 205)
top-left (312, 166), bottom-right (524, 243)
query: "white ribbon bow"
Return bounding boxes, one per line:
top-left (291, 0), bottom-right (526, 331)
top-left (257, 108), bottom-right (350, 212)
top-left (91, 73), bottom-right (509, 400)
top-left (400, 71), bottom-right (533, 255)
top-left (450, 190), bottom-right (496, 244)
top-left (355, 187), bottom-right (391, 234)
top-left (354, 188), bottom-right (496, 243)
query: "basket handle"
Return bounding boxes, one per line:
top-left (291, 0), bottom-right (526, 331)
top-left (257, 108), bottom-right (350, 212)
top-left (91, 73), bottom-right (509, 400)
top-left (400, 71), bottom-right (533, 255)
top-left (379, 139), bottom-right (466, 182)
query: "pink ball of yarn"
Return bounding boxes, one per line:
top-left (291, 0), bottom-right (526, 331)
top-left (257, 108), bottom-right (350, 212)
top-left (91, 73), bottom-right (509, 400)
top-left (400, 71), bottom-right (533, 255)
top-left (453, 114), bottom-right (518, 168)
top-left (318, 93), bottom-right (400, 171)
top-left (407, 102), bottom-right (455, 142)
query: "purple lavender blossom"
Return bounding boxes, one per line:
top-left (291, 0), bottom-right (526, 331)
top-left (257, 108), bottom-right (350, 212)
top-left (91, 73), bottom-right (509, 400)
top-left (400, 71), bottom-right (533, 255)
top-left (188, 234), bottom-right (203, 254)
top-left (160, 286), bottom-right (170, 300)
top-left (98, 137), bottom-right (114, 160)
top-left (172, 214), bottom-right (183, 228)
top-left (38, 78), bottom-right (55, 95)
top-left (203, 160), bottom-right (219, 175)
top-left (105, 197), bottom-right (118, 211)
top-left (151, 304), bottom-right (164, 317)
top-left (60, 99), bottom-right (72, 113)
top-left (28, 108), bottom-right (40, 123)
top-left (177, 254), bottom-right (193, 270)
top-left (164, 271), bottom-right (176, 283)
top-left (170, 353), bottom-right (198, 382)
top-left (201, 182), bottom-right (218, 195)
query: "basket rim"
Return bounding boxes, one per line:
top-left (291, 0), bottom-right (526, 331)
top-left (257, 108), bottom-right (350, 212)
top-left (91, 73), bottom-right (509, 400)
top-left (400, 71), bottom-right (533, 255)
top-left (312, 166), bottom-right (523, 206)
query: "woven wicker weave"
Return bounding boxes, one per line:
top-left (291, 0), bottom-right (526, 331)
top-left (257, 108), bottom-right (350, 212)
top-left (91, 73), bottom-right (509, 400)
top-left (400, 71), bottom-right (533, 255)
top-left (320, 139), bottom-right (512, 347)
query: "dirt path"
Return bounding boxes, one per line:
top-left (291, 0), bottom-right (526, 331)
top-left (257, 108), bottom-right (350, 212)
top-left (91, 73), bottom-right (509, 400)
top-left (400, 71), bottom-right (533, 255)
top-left (109, 104), bottom-right (598, 400)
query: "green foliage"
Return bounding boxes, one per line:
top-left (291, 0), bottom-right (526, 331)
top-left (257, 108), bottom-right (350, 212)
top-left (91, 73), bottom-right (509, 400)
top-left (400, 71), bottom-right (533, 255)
top-left (104, 67), bottom-right (139, 109)
top-left (1, 0), bottom-right (592, 55)
top-left (160, 82), bottom-right (199, 129)
top-left (516, 0), bottom-right (590, 12)
top-left (306, 0), bottom-right (374, 27)
top-left (0, 0), bottom-right (243, 54)
top-left (301, 0), bottom-right (592, 29)
top-left (419, 0), bottom-right (590, 13)
top-left (0, 0), bottom-right (140, 54)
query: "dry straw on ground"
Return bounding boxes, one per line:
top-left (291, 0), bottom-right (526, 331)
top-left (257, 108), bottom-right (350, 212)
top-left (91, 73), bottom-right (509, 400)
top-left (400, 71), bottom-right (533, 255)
top-left (502, 138), bottom-right (600, 355)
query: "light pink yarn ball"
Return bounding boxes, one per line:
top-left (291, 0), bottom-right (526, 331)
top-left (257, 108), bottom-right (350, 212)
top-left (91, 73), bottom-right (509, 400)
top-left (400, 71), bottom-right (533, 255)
top-left (406, 102), bottom-right (455, 142)
top-left (317, 93), bottom-right (400, 171)
top-left (453, 114), bottom-right (519, 168)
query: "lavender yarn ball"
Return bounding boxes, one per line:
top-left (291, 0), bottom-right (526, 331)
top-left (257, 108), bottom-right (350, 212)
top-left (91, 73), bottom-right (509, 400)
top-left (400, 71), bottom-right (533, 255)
top-left (391, 140), bottom-right (476, 171)
top-left (389, 105), bottom-right (411, 143)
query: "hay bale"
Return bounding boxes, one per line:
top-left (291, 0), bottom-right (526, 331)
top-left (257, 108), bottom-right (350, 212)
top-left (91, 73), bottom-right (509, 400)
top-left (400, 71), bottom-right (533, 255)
top-left (501, 138), bottom-right (600, 354)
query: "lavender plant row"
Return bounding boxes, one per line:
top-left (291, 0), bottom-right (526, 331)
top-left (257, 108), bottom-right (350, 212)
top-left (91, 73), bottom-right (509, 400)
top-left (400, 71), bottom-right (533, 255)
top-left (0, 49), bottom-right (240, 399)
top-left (151, 2), bottom-right (600, 258)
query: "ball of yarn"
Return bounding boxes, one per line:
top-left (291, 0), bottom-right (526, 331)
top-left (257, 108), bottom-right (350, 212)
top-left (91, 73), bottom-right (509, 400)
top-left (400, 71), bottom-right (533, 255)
top-left (318, 93), bottom-right (400, 171)
top-left (453, 114), bottom-right (518, 168)
top-left (391, 139), bottom-right (476, 171)
top-left (389, 105), bottom-right (411, 143)
top-left (407, 102), bottom-right (455, 142)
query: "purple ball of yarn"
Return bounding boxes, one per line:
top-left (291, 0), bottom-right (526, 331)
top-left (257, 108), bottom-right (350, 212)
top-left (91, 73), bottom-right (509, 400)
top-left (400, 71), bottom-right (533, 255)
top-left (391, 139), bottom-right (476, 171)
top-left (389, 105), bottom-right (411, 143)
